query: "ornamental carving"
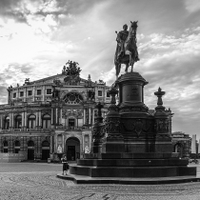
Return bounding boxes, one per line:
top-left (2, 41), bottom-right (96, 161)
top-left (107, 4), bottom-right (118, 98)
top-left (92, 124), bottom-right (105, 143)
top-left (104, 118), bottom-right (121, 133)
top-left (63, 92), bottom-right (83, 104)
top-left (134, 119), bottom-right (143, 137)
top-left (62, 109), bottom-right (83, 118)
top-left (155, 119), bottom-right (169, 133)
top-left (121, 119), bottom-right (147, 137)
top-left (120, 105), bottom-right (148, 113)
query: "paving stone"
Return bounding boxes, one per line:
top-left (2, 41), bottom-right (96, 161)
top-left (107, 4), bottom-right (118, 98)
top-left (0, 163), bottom-right (199, 200)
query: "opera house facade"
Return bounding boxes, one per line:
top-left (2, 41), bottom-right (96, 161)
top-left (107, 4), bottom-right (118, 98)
top-left (0, 61), bottom-right (110, 162)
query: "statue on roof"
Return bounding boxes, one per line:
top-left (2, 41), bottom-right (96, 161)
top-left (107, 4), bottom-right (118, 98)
top-left (62, 60), bottom-right (81, 85)
top-left (62, 60), bottom-right (81, 76)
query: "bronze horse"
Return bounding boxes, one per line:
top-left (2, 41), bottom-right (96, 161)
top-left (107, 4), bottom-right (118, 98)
top-left (114, 21), bottom-right (139, 78)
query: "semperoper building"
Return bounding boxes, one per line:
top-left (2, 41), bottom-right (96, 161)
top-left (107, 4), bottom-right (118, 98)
top-left (0, 61), bottom-right (110, 162)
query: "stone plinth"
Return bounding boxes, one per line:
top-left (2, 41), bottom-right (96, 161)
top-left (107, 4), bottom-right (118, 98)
top-left (61, 72), bottom-right (196, 183)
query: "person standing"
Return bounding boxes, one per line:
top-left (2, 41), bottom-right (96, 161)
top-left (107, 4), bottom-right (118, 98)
top-left (61, 154), bottom-right (68, 175)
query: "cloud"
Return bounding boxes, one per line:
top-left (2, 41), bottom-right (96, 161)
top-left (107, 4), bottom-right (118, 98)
top-left (184, 0), bottom-right (200, 13)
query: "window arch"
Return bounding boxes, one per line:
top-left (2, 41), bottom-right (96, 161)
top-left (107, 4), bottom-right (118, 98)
top-left (3, 140), bottom-right (8, 153)
top-left (64, 92), bottom-right (83, 104)
top-left (42, 140), bottom-right (50, 147)
top-left (15, 115), bottom-right (22, 128)
top-left (27, 140), bottom-right (34, 147)
top-left (28, 114), bottom-right (36, 129)
top-left (42, 114), bottom-right (51, 129)
top-left (4, 116), bottom-right (10, 129)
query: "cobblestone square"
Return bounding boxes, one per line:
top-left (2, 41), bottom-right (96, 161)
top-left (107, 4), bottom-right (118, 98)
top-left (0, 163), bottom-right (200, 200)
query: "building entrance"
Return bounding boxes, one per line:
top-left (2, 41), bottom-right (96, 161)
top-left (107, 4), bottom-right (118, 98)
top-left (41, 141), bottom-right (50, 160)
top-left (66, 137), bottom-right (80, 161)
top-left (27, 140), bottom-right (34, 160)
top-left (28, 149), bottom-right (34, 160)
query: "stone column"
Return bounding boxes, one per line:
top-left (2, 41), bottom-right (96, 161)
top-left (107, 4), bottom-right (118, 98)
top-left (92, 109), bottom-right (95, 125)
top-left (24, 111), bottom-right (27, 128)
top-left (11, 113), bottom-right (14, 129)
top-left (60, 108), bottom-right (62, 125)
top-left (0, 115), bottom-right (2, 129)
top-left (35, 111), bottom-right (39, 129)
top-left (9, 113), bottom-right (12, 129)
top-left (89, 108), bottom-right (91, 124)
top-left (50, 135), bottom-right (54, 154)
top-left (55, 108), bottom-right (58, 125)
top-left (83, 109), bottom-right (86, 125)
top-left (21, 112), bottom-right (24, 128)
top-left (33, 86), bottom-right (35, 101)
top-left (38, 111), bottom-right (42, 128)
top-left (42, 86), bottom-right (45, 101)
top-left (51, 108), bottom-right (54, 125)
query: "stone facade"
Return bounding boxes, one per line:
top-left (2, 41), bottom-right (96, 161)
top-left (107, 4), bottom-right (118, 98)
top-left (0, 61), bottom-right (110, 162)
top-left (172, 131), bottom-right (191, 158)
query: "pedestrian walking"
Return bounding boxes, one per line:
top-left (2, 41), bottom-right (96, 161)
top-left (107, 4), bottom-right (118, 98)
top-left (61, 154), bottom-right (69, 175)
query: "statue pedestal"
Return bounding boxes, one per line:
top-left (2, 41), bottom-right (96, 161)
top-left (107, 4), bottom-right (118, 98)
top-left (66, 72), bottom-right (196, 183)
top-left (102, 136), bottom-right (125, 153)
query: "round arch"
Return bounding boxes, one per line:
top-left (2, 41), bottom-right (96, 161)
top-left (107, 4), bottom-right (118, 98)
top-left (4, 116), bottom-right (10, 129)
top-left (174, 142), bottom-right (183, 158)
top-left (15, 115), bottom-right (22, 128)
top-left (28, 114), bottom-right (36, 129)
top-left (63, 92), bottom-right (83, 104)
top-left (66, 137), bottom-right (80, 161)
top-left (42, 114), bottom-right (51, 129)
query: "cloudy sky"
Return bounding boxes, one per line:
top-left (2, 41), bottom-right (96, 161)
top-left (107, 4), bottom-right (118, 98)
top-left (0, 0), bottom-right (200, 138)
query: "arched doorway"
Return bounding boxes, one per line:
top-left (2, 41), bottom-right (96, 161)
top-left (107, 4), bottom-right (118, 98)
top-left (174, 143), bottom-right (183, 158)
top-left (66, 137), bottom-right (80, 161)
top-left (41, 140), bottom-right (50, 160)
top-left (27, 140), bottom-right (34, 160)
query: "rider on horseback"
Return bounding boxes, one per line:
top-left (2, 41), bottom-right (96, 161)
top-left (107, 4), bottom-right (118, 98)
top-left (116, 24), bottom-right (129, 61)
top-left (116, 24), bottom-right (139, 62)
top-left (114, 21), bottom-right (140, 78)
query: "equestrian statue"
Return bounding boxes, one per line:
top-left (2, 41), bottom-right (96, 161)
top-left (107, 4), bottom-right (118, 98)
top-left (114, 21), bottom-right (139, 78)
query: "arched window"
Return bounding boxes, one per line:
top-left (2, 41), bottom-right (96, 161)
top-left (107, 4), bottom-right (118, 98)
top-left (68, 118), bottom-right (75, 129)
top-left (3, 141), bottom-right (8, 153)
top-left (27, 140), bottom-right (34, 147)
top-left (64, 92), bottom-right (83, 104)
top-left (28, 114), bottom-right (36, 129)
top-left (42, 140), bottom-right (50, 147)
top-left (42, 114), bottom-right (51, 129)
top-left (14, 140), bottom-right (20, 153)
top-left (4, 116), bottom-right (9, 129)
top-left (15, 115), bottom-right (22, 128)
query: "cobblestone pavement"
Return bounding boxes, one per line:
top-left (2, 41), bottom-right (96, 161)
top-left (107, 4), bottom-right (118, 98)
top-left (0, 163), bottom-right (200, 200)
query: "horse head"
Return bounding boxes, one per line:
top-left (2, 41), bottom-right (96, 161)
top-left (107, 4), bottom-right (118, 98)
top-left (130, 21), bottom-right (138, 29)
